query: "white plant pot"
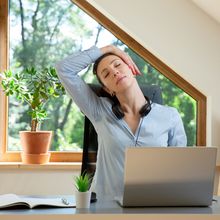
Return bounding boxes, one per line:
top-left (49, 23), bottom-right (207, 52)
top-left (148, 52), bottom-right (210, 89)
top-left (75, 191), bottom-right (91, 209)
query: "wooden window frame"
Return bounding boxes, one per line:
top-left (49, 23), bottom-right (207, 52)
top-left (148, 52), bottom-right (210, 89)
top-left (0, 0), bottom-right (206, 162)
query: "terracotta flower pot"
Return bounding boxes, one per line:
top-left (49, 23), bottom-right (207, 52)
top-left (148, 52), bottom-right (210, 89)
top-left (19, 131), bottom-right (53, 164)
top-left (21, 153), bottom-right (51, 164)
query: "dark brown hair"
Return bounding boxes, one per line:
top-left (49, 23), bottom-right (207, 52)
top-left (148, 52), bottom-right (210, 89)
top-left (96, 87), bottom-right (119, 105)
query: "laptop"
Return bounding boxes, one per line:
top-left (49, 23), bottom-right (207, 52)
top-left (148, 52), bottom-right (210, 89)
top-left (115, 147), bottom-right (217, 207)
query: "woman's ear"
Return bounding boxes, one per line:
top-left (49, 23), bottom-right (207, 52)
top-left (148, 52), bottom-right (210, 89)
top-left (103, 87), bottom-right (114, 96)
top-left (103, 87), bottom-right (110, 94)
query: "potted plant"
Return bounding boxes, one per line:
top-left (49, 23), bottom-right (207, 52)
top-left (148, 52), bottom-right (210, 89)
top-left (0, 67), bottom-right (66, 164)
top-left (72, 171), bottom-right (93, 209)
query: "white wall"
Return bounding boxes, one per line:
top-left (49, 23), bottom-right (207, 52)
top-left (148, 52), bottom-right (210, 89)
top-left (87, 0), bottom-right (220, 164)
top-left (0, 169), bottom-right (79, 195)
top-left (0, 168), bottom-right (219, 196)
top-left (1, 0), bottom-right (220, 196)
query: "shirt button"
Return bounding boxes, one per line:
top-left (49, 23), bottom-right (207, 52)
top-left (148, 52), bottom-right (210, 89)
top-left (92, 50), bottom-right (94, 52)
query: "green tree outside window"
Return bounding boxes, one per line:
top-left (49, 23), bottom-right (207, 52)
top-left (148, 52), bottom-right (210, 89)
top-left (8, 0), bottom-right (196, 151)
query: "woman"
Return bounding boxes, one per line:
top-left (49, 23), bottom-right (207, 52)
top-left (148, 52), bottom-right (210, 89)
top-left (54, 45), bottom-right (187, 196)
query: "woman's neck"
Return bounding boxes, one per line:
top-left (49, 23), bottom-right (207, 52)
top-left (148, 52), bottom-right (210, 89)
top-left (116, 81), bottom-right (146, 115)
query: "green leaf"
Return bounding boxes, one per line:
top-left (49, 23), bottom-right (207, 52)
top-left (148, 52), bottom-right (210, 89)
top-left (38, 113), bottom-right (46, 117)
top-left (8, 71), bottom-right (12, 77)
top-left (34, 82), bottom-right (39, 88)
top-left (33, 88), bottom-right (39, 99)
top-left (32, 113), bottom-right (37, 120)
top-left (1, 81), bottom-right (6, 89)
top-left (23, 93), bottom-right (30, 99)
top-left (54, 91), bottom-right (60, 96)
top-left (72, 170), bottom-right (93, 192)
top-left (15, 73), bottom-right (19, 80)
top-left (31, 67), bottom-right (35, 73)
top-left (4, 70), bottom-right (7, 77)
top-left (40, 91), bottom-right (49, 99)
top-left (26, 67), bottom-right (29, 73)
top-left (27, 111), bottom-right (35, 115)
top-left (31, 98), bottom-right (40, 109)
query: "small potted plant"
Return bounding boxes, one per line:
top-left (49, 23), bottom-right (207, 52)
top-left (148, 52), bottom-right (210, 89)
top-left (72, 171), bottom-right (93, 209)
top-left (0, 67), bottom-right (66, 164)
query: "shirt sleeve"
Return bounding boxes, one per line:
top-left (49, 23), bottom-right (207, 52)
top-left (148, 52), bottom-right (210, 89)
top-left (54, 46), bottom-right (103, 123)
top-left (168, 109), bottom-right (187, 147)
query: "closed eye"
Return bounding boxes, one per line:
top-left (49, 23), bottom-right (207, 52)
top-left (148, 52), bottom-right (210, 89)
top-left (105, 72), bottom-right (109, 78)
top-left (115, 63), bottom-right (121, 67)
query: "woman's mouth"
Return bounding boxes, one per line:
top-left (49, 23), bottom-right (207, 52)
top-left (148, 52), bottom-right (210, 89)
top-left (117, 76), bottom-right (125, 85)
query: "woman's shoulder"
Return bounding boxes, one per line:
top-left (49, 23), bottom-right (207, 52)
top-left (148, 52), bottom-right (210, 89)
top-left (152, 103), bottom-right (179, 115)
top-left (151, 103), bottom-right (182, 126)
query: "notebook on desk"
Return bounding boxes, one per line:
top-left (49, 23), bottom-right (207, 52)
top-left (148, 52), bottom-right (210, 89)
top-left (115, 147), bottom-right (217, 207)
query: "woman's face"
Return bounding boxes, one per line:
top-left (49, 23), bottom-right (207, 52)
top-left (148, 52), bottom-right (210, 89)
top-left (96, 55), bottom-right (134, 94)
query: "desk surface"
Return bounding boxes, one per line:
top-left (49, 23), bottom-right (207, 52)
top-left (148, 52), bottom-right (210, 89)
top-left (0, 195), bottom-right (220, 220)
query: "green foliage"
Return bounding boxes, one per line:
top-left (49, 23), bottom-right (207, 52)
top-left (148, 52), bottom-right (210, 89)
top-left (10, 0), bottom-right (92, 72)
top-left (56, 129), bottom-right (81, 151)
top-left (72, 171), bottom-right (93, 192)
top-left (7, 0), bottom-right (197, 151)
top-left (7, 136), bottom-right (22, 151)
top-left (8, 0), bottom-right (95, 150)
top-left (0, 67), bottom-right (66, 131)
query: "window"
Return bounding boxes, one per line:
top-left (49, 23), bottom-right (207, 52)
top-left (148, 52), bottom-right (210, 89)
top-left (0, 0), bottom-right (206, 162)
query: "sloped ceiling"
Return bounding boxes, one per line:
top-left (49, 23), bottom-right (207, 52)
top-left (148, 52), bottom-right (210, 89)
top-left (191, 0), bottom-right (220, 24)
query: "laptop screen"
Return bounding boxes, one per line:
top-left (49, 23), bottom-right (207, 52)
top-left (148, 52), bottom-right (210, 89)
top-left (121, 147), bottom-right (217, 207)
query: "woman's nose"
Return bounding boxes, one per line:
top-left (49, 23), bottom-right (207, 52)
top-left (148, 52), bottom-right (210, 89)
top-left (114, 71), bottom-right (119, 76)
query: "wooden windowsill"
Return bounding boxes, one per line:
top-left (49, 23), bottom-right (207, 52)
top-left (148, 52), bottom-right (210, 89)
top-left (0, 162), bottom-right (219, 170)
top-left (0, 162), bottom-right (82, 170)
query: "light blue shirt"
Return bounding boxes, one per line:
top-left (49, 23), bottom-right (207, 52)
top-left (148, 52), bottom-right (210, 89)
top-left (54, 46), bottom-right (187, 196)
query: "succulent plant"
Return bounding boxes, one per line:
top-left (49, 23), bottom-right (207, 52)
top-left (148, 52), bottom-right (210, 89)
top-left (72, 171), bottom-right (93, 192)
top-left (0, 67), bottom-right (66, 131)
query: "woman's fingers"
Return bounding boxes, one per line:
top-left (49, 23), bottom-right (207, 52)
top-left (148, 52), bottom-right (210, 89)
top-left (122, 53), bottom-right (141, 75)
top-left (134, 63), bottom-right (141, 75)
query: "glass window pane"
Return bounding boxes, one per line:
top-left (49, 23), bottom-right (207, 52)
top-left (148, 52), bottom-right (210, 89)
top-left (8, 0), bottom-right (196, 152)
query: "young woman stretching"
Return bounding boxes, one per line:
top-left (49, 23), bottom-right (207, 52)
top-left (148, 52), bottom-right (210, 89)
top-left (54, 45), bottom-right (187, 196)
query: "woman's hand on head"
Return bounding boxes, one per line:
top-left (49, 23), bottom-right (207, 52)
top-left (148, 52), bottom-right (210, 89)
top-left (100, 45), bottom-right (141, 75)
top-left (119, 50), bottom-right (141, 76)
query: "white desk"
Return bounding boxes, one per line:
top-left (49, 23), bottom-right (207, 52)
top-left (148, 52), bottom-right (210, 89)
top-left (0, 195), bottom-right (220, 220)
